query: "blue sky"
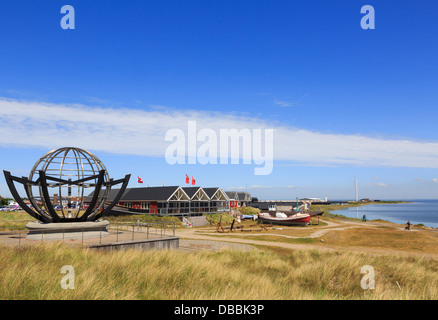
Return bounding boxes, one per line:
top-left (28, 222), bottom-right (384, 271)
top-left (1, 0), bottom-right (438, 200)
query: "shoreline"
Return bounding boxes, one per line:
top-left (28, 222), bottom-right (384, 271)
top-left (312, 200), bottom-right (437, 229)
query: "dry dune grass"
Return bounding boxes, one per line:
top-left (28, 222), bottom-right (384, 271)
top-left (321, 227), bottom-right (438, 255)
top-left (0, 242), bottom-right (437, 300)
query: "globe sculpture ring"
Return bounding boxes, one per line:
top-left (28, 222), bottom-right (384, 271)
top-left (3, 147), bottom-right (130, 223)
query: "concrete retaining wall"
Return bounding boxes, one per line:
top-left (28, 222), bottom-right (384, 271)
top-left (187, 216), bottom-right (209, 227)
top-left (26, 220), bottom-right (110, 241)
top-left (88, 237), bottom-right (179, 251)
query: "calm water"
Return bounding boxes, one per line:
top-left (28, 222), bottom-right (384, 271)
top-left (328, 200), bottom-right (438, 228)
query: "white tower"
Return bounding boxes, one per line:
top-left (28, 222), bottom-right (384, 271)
top-left (354, 179), bottom-right (359, 202)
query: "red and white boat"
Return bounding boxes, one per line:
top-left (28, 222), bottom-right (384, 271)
top-left (258, 211), bottom-right (311, 226)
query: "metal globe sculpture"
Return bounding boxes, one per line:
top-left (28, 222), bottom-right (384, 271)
top-left (3, 147), bottom-right (130, 223)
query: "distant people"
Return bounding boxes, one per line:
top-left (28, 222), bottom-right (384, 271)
top-left (405, 221), bottom-right (411, 230)
top-left (362, 215), bottom-right (367, 222)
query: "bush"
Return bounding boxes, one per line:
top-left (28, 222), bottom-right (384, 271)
top-left (106, 214), bottom-right (183, 227)
top-left (238, 207), bottom-right (260, 215)
top-left (204, 213), bottom-right (235, 225)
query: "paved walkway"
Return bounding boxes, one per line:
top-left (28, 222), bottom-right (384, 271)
top-left (0, 227), bottom-right (171, 248)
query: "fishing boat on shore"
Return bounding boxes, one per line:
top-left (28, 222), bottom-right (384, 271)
top-left (308, 210), bottom-right (324, 217)
top-left (258, 211), bottom-right (311, 226)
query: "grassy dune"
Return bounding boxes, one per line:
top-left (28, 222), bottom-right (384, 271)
top-left (0, 210), bottom-right (35, 230)
top-left (0, 242), bottom-right (437, 300)
top-left (1, 207), bottom-right (437, 300)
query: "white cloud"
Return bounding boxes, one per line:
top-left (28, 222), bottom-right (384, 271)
top-left (273, 99), bottom-right (297, 107)
top-left (225, 185), bottom-right (272, 190)
top-left (225, 185), bottom-right (295, 190)
top-left (367, 181), bottom-right (386, 187)
top-left (2, 97), bottom-right (438, 169)
top-left (414, 177), bottom-right (438, 184)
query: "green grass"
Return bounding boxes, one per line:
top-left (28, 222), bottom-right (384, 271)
top-left (0, 210), bottom-right (185, 231)
top-left (204, 233), bottom-right (317, 245)
top-left (0, 210), bottom-right (35, 230)
top-left (106, 214), bottom-right (183, 227)
top-left (237, 206), bottom-right (260, 215)
top-left (204, 213), bottom-right (235, 225)
top-left (323, 212), bottom-right (362, 221)
top-left (311, 200), bottom-right (407, 212)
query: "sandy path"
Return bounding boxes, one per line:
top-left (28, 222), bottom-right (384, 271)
top-left (183, 218), bottom-right (372, 239)
top-left (175, 219), bottom-right (438, 259)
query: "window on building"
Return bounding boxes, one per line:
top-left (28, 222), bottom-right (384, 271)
top-left (141, 202), bottom-right (149, 210)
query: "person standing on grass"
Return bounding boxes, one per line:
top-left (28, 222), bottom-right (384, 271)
top-left (406, 221), bottom-right (411, 230)
top-left (362, 215), bottom-right (367, 222)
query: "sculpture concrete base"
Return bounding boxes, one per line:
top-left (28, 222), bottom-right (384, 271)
top-left (26, 220), bottom-right (110, 241)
